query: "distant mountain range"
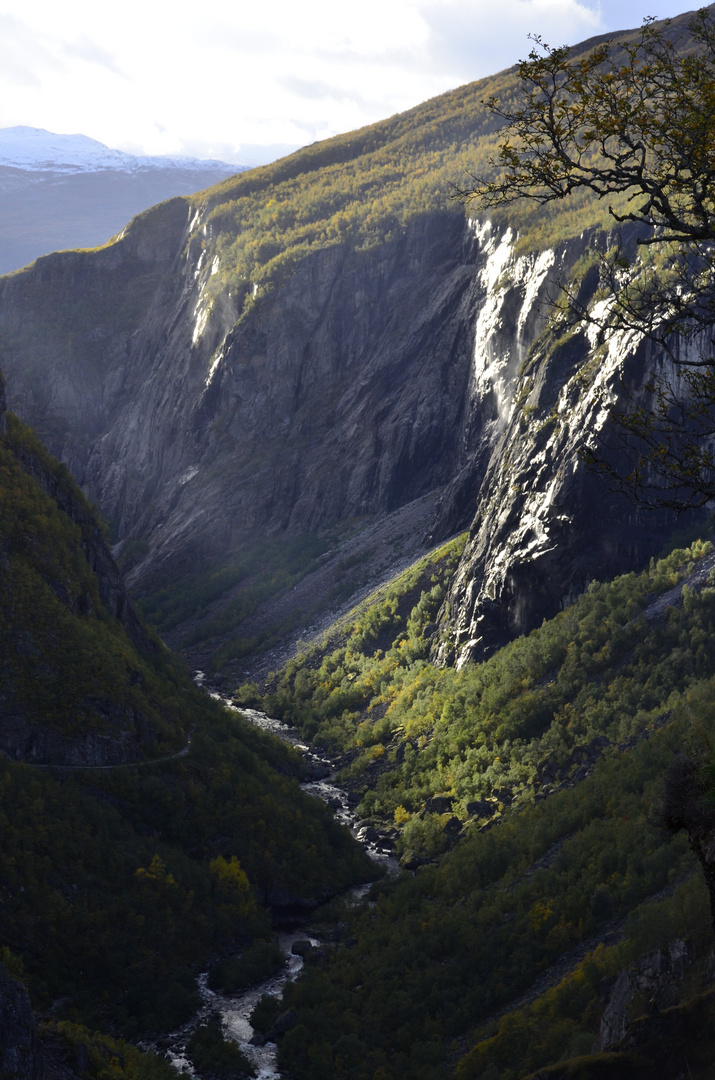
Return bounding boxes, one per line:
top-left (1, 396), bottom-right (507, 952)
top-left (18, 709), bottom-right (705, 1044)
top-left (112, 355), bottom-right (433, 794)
top-left (0, 126), bottom-right (237, 175)
top-left (0, 126), bottom-right (246, 274)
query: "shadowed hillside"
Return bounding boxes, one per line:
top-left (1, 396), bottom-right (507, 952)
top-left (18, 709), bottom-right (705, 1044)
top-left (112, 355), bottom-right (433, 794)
top-left (0, 378), bottom-right (374, 1066)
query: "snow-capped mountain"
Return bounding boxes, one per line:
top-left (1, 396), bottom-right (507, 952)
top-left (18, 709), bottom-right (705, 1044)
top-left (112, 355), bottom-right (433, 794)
top-left (0, 126), bottom-right (234, 175)
top-left (0, 128), bottom-right (245, 275)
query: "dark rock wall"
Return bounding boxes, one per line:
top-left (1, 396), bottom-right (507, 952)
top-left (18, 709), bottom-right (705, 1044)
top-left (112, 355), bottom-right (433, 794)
top-left (0, 196), bottom-right (190, 467)
top-left (0, 964), bottom-right (43, 1080)
top-left (1, 207), bottom-right (496, 594)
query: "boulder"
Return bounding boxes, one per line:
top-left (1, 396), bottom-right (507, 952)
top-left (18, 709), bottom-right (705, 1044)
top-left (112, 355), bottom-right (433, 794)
top-left (596, 940), bottom-right (690, 1051)
top-left (443, 816), bottom-right (462, 836)
top-left (400, 851), bottom-right (431, 871)
top-left (265, 1009), bottom-right (298, 1041)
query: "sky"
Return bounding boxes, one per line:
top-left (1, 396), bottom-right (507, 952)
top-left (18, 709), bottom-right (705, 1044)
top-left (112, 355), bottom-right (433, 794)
top-left (0, 0), bottom-right (701, 165)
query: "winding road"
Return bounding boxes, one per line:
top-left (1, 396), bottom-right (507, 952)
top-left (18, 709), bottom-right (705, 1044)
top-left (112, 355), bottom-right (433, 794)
top-left (16, 729), bottom-right (194, 771)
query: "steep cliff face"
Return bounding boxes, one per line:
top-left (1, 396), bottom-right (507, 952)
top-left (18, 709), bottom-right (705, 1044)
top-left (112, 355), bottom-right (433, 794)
top-left (1, 18), bottom-right (705, 674)
top-left (84, 209), bottom-right (485, 585)
top-left (0, 199), bottom-right (687, 672)
top-left (433, 223), bottom-right (685, 665)
top-left (0, 203), bottom-right (504, 664)
top-left (0, 195), bottom-right (189, 462)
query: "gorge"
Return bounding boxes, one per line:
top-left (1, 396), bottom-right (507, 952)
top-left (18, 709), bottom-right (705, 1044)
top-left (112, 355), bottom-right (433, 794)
top-left (4, 7), bottom-right (715, 1080)
top-left (0, 170), bottom-right (686, 686)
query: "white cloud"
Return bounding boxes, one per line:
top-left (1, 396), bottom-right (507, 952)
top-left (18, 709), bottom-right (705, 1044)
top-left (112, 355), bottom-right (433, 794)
top-left (418, 0), bottom-right (601, 77)
top-left (0, 13), bottom-right (59, 89)
top-left (63, 36), bottom-right (125, 77)
top-left (0, 0), bottom-right (699, 162)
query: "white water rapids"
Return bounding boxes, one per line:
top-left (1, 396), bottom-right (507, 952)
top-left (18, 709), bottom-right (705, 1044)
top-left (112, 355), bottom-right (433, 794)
top-left (148, 680), bottom-right (398, 1079)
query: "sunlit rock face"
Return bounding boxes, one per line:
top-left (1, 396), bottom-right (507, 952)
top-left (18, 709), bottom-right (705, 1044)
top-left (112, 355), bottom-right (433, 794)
top-left (0, 202), bottom-right (689, 661)
top-left (434, 223), bottom-right (689, 667)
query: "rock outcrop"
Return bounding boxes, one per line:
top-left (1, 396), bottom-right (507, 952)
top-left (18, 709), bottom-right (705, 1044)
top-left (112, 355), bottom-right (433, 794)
top-left (433, 224), bottom-right (689, 665)
top-left (596, 940), bottom-right (690, 1051)
top-left (0, 964), bottom-right (43, 1080)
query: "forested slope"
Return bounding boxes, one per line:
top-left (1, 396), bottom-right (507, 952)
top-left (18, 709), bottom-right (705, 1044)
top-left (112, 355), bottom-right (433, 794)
top-left (0, 379), bottom-right (374, 1073)
top-left (263, 528), bottom-right (715, 1079)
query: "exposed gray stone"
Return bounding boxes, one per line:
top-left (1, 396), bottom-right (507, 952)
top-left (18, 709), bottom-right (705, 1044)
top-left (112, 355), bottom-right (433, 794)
top-left (265, 1009), bottom-right (298, 1040)
top-left (0, 207), bottom-right (690, 667)
top-left (0, 964), bottom-right (42, 1080)
top-left (595, 940), bottom-right (690, 1051)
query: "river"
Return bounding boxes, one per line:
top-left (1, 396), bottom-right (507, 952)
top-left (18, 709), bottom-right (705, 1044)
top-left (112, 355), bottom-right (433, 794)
top-left (149, 683), bottom-right (398, 1079)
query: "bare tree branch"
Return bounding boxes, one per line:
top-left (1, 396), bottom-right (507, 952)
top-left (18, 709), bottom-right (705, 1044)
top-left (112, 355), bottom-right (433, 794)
top-left (459, 9), bottom-right (715, 511)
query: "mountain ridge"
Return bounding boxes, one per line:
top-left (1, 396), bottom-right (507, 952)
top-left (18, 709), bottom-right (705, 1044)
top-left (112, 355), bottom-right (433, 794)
top-left (0, 9), bottom-right (703, 684)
